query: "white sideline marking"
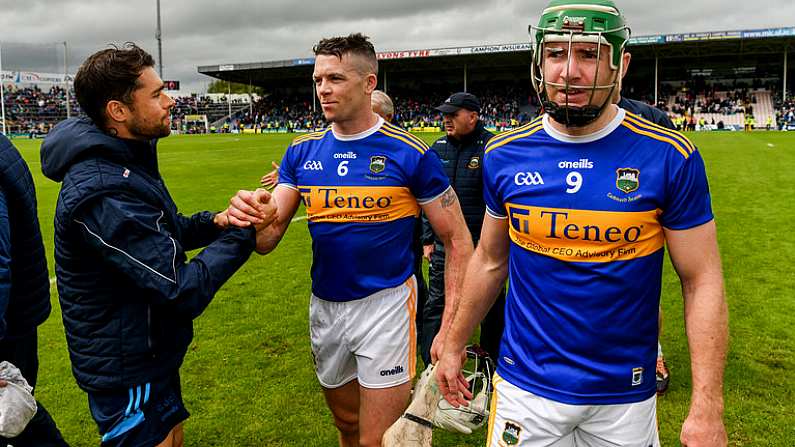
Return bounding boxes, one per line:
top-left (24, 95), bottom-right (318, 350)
top-left (47, 214), bottom-right (308, 285)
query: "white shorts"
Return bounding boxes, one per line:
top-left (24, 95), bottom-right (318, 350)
top-left (487, 374), bottom-right (660, 447)
top-left (309, 276), bottom-right (417, 389)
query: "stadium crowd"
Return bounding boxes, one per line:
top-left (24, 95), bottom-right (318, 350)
top-left (180, 86), bottom-right (540, 133)
top-left (1, 85), bottom-right (81, 135)
top-left (664, 87), bottom-right (754, 116)
top-left (775, 97), bottom-right (795, 126)
top-left (2, 81), bottom-right (794, 135)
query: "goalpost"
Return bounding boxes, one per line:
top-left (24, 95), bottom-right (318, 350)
top-left (0, 41), bottom-right (71, 136)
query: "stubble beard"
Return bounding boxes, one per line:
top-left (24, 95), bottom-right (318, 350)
top-left (129, 115), bottom-right (171, 139)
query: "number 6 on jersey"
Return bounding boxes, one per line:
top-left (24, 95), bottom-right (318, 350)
top-left (337, 161), bottom-right (349, 176)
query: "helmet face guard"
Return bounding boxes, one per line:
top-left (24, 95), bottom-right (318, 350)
top-left (530, 1), bottom-right (631, 127)
top-left (433, 345), bottom-right (495, 434)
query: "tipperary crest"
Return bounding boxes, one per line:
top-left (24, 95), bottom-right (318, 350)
top-left (616, 168), bottom-right (640, 193)
top-left (467, 156), bottom-right (480, 169)
top-left (502, 421), bottom-right (522, 445)
top-left (369, 155), bottom-right (387, 174)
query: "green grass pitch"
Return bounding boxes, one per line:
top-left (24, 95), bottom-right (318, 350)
top-left (11, 130), bottom-right (795, 445)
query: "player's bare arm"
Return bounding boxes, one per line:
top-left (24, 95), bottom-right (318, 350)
top-left (421, 187), bottom-right (474, 362)
top-left (665, 220), bottom-right (728, 447)
top-left (436, 214), bottom-right (510, 408)
top-left (254, 186), bottom-right (302, 254)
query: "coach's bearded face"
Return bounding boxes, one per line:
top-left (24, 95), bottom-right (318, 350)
top-left (126, 67), bottom-right (175, 139)
top-left (314, 54), bottom-right (376, 123)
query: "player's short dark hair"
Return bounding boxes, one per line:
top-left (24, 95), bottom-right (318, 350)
top-left (313, 33), bottom-right (378, 75)
top-left (74, 42), bottom-right (156, 128)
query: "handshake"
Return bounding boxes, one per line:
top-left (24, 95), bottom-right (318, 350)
top-left (214, 189), bottom-right (280, 232)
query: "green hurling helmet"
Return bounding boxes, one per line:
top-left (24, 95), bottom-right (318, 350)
top-left (533, 0), bottom-right (630, 70)
top-left (529, 0), bottom-right (632, 127)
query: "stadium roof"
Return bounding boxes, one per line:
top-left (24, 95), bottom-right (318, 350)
top-left (198, 26), bottom-right (795, 91)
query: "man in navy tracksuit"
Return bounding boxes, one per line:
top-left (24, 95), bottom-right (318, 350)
top-left (618, 96), bottom-right (675, 128)
top-left (617, 95), bottom-right (676, 395)
top-left (421, 92), bottom-right (505, 365)
top-left (0, 135), bottom-right (68, 446)
top-left (41, 44), bottom-right (276, 447)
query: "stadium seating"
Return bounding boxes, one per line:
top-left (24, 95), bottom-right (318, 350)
top-left (1, 83), bottom-right (791, 135)
top-left (171, 94), bottom-right (255, 129)
top-left (663, 87), bottom-right (779, 129)
top-left (2, 85), bottom-right (81, 134)
top-left (202, 87), bottom-right (540, 133)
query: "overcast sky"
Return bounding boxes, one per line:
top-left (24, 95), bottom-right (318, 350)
top-left (1, 0), bottom-right (793, 93)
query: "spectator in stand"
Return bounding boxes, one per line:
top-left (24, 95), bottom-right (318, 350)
top-left (1, 85), bottom-right (82, 134)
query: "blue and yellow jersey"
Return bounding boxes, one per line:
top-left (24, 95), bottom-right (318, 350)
top-left (279, 117), bottom-right (450, 301)
top-left (483, 108), bottom-right (713, 405)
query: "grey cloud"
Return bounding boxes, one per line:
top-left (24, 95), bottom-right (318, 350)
top-left (1, 0), bottom-right (792, 92)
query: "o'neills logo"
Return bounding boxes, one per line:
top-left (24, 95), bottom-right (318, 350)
top-left (380, 365), bottom-right (404, 376)
top-left (558, 159), bottom-right (594, 169)
top-left (334, 151), bottom-right (357, 159)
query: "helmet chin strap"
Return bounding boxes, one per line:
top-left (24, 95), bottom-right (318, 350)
top-left (543, 100), bottom-right (604, 127)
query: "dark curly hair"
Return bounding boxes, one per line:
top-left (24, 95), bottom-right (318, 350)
top-left (74, 42), bottom-right (156, 128)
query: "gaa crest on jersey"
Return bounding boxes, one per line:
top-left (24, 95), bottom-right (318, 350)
top-left (467, 156), bottom-right (480, 169)
top-left (502, 421), bottom-right (522, 445)
top-left (370, 156), bottom-right (387, 174)
top-left (616, 168), bottom-right (640, 193)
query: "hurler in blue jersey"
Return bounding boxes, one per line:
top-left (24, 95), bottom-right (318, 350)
top-left (227, 34), bottom-right (474, 447)
top-left (436, 1), bottom-right (729, 446)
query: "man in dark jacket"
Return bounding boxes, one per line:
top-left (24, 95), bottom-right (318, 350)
top-left (0, 135), bottom-right (68, 446)
top-left (618, 96), bottom-right (675, 128)
top-left (41, 44), bottom-right (276, 447)
top-left (421, 92), bottom-right (506, 365)
top-left (618, 95), bottom-right (676, 396)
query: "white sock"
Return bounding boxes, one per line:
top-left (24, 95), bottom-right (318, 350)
top-left (657, 341), bottom-right (663, 359)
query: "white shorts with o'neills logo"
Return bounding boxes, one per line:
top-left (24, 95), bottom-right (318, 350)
top-left (309, 276), bottom-right (417, 389)
top-left (487, 373), bottom-right (660, 447)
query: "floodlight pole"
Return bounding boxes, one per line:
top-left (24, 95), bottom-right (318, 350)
top-left (64, 41), bottom-right (71, 118)
top-left (784, 49), bottom-right (788, 102)
top-left (0, 42), bottom-right (6, 135)
top-left (654, 56), bottom-right (659, 106)
top-left (227, 81), bottom-right (232, 122)
top-left (463, 64), bottom-right (468, 92)
top-left (248, 78), bottom-right (253, 117)
top-left (383, 70), bottom-right (388, 94)
top-left (156, 0), bottom-right (163, 78)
